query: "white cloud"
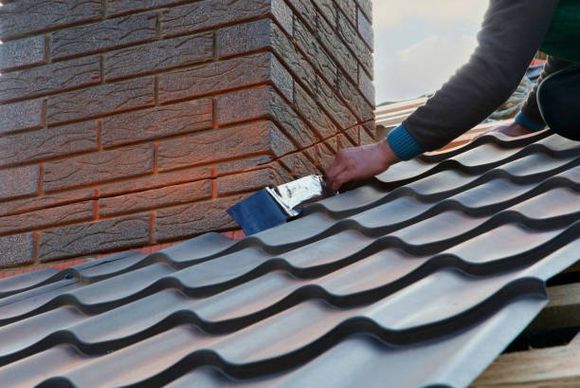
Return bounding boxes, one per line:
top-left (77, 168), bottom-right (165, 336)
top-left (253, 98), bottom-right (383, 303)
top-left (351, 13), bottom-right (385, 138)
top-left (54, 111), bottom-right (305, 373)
top-left (372, 0), bottom-right (487, 102)
top-left (374, 0), bottom-right (488, 28)
top-left (378, 34), bottom-right (477, 101)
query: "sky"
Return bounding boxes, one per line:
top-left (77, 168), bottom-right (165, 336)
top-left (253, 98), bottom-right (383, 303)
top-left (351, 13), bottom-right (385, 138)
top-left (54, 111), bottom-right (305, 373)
top-left (373, 1), bottom-right (488, 104)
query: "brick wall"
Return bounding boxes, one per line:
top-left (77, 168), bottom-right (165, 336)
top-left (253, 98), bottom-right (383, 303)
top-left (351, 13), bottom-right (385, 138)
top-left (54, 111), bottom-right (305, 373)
top-left (0, 0), bottom-right (375, 270)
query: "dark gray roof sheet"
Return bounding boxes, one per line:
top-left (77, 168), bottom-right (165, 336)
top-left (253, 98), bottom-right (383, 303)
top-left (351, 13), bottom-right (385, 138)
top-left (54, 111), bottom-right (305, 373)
top-left (0, 131), bottom-right (578, 387)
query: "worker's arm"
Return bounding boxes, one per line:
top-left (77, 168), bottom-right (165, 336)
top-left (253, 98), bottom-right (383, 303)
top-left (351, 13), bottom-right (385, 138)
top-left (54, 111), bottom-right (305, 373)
top-left (514, 56), bottom-right (575, 131)
top-left (488, 56), bottom-right (575, 136)
top-left (327, 0), bottom-right (560, 191)
top-left (394, 0), bottom-right (560, 157)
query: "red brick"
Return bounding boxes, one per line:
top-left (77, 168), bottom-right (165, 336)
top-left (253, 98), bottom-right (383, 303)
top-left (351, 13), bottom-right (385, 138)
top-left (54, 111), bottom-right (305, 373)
top-left (304, 139), bottom-right (337, 171)
top-left (271, 22), bottom-right (320, 96)
top-left (108, 0), bottom-right (186, 16)
top-left (0, 99), bottom-right (43, 136)
top-left (0, 202), bottom-right (93, 235)
top-left (286, 0), bottom-right (317, 30)
top-left (104, 33), bottom-right (214, 80)
top-left (337, 73), bottom-right (375, 122)
top-left (358, 66), bottom-right (375, 105)
top-left (356, 0), bottom-right (373, 22)
top-left (293, 19), bottom-right (338, 86)
top-left (158, 52), bottom-right (273, 104)
top-left (217, 168), bottom-right (279, 196)
top-left (313, 0), bottom-right (337, 27)
top-left (337, 11), bottom-right (373, 77)
top-left (0, 165), bottom-right (39, 201)
top-left (160, 0), bottom-right (271, 37)
top-left (215, 86), bottom-right (271, 126)
top-left (357, 6), bottom-right (374, 49)
top-left (99, 179), bottom-right (211, 217)
top-left (155, 196), bottom-right (243, 241)
top-left (44, 144), bottom-right (154, 192)
top-left (39, 214), bottom-right (150, 262)
top-left (361, 123), bottom-right (377, 144)
top-left (102, 99), bottom-right (213, 148)
top-left (99, 166), bottom-right (212, 197)
top-left (51, 13), bottom-right (157, 60)
top-left (0, 233), bottom-right (34, 268)
top-left (0, 56), bottom-right (101, 103)
top-left (271, 21), bottom-right (359, 132)
top-left (216, 86), bottom-right (318, 148)
top-left (47, 77), bottom-right (155, 125)
top-left (157, 120), bottom-right (294, 171)
top-left (217, 155), bottom-right (274, 175)
top-left (316, 74), bottom-right (358, 130)
top-left (0, 36), bottom-right (45, 72)
top-left (345, 125), bottom-right (361, 146)
top-left (0, 122), bottom-right (98, 168)
top-left (0, 188), bottom-right (94, 218)
top-left (280, 151), bottom-right (321, 178)
top-left (217, 18), bottom-right (272, 58)
top-left (337, 0), bottom-right (357, 27)
top-left (0, 0), bottom-right (102, 40)
top-left (316, 12), bottom-right (358, 81)
top-left (294, 84), bottom-right (340, 140)
top-left (272, 0), bottom-right (294, 36)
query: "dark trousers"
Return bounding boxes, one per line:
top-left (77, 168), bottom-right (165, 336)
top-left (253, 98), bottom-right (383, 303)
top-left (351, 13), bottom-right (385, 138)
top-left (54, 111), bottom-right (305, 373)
top-left (538, 64), bottom-right (580, 141)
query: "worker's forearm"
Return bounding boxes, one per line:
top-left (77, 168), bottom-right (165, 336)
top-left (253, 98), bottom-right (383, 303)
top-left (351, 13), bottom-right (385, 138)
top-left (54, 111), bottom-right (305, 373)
top-left (390, 0), bottom-right (559, 160)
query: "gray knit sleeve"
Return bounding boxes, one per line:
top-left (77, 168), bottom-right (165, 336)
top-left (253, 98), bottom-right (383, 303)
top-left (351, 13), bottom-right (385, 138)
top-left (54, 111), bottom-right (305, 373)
top-left (402, 0), bottom-right (560, 152)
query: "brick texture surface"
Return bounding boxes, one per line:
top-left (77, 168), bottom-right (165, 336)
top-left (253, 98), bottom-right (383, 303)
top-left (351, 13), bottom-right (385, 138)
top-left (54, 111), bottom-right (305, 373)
top-left (0, 0), bottom-right (102, 40)
top-left (50, 13), bottom-right (158, 60)
top-left (40, 214), bottom-right (150, 261)
top-left (0, 99), bottom-right (43, 135)
top-left (0, 234), bottom-right (35, 267)
top-left (158, 52), bottom-right (274, 103)
top-left (155, 196), bottom-right (242, 242)
top-left (0, 56), bottom-right (102, 103)
top-left (104, 33), bottom-right (214, 80)
top-left (160, 0), bottom-right (271, 37)
top-left (0, 122), bottom-right (98, 168)
top-left (0, 202), bottom-right (93, 235)
top-left (157, 120), bottom-right (294, 171)
top-left (47, 77), bottom-right (155, 124)
top-left (43, 144), bottom-right (154, 191)
top-left (102, 99), bottom-right (212, 147)
top-left (107, 0), bottom-right (186, 16)
top-left (0, 36), bottom-right (45, 72)
top-left (99, 180), bottom-right (211, 217)
top-left (0, 166), bottom-right (39, 201)
top-left (0, 0), bottom-right (374, 270)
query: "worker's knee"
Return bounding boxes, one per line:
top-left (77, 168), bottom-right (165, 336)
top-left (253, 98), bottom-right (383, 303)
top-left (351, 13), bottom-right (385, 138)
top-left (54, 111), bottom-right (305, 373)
top-left (537, 65), bottom-right (580, 141)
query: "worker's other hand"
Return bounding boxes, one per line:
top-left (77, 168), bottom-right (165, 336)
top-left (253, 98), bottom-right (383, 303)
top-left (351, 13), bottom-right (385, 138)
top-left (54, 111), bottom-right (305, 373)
top-left (489, 122), bottom-right (533, 137)
top-left (326, 140), bottom-right (399, 192)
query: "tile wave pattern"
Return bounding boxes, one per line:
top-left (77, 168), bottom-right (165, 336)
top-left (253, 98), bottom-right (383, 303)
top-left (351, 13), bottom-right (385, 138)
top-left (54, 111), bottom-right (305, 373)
top-left (0, 131), bottom-right (578, 387)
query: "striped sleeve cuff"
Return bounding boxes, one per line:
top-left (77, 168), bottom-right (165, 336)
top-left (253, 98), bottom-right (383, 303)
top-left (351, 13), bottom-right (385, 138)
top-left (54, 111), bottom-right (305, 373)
top-left (514, 111), bottom-right (546, 132)
top-left (387, 124), bottom-right (424, 160)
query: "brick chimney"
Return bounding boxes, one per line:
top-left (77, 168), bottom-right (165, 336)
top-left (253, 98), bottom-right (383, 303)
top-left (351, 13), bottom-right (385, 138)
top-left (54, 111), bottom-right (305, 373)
top-left (0, 0), bottom-right (375, 271)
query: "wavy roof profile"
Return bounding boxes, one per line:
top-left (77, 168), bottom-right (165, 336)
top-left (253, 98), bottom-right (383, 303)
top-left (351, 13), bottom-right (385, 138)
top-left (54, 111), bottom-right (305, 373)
top-left (0, 130), bottom-right (578, 387)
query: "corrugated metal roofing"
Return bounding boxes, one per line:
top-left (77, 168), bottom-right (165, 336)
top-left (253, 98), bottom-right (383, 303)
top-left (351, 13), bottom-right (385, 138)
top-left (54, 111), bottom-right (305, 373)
top-left (0, 130), bottom-right (578, 387)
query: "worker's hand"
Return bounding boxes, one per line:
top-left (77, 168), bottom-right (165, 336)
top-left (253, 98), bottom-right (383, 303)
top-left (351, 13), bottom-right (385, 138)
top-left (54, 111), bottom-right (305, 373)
top-left (489, 122), bottom-right (533, 137)
top-left (326, 140), bottom-right (399, 192)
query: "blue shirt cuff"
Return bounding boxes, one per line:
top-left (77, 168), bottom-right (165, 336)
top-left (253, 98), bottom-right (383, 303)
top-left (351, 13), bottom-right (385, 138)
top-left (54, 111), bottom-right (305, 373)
top-left (514, 111), bottom-right (546, 132)
top-left (387, 124), bottom-right (423, 160)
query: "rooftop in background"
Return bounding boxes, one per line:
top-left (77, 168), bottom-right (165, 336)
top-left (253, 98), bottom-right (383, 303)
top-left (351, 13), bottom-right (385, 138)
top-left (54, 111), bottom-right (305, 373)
top-left (0, 129), bottom-right (577, 386)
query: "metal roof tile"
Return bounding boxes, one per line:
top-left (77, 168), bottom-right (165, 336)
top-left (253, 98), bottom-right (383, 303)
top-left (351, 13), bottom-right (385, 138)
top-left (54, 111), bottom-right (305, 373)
top-left (0, 131), bottom-right (577, 386)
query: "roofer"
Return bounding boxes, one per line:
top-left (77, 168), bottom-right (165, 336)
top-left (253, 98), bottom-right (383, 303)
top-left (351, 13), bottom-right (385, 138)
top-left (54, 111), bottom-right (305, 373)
top-left (327, 0), bottom-right (580, 192)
